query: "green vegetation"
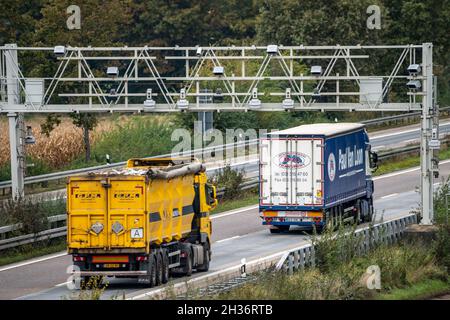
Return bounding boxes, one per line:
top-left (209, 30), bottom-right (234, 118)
top-left (0, 195), bottom-right (66, 227)
top-left (209, 233), bottom-right (448, 300)
top-left (212, 190), bottom-right (258, 215)
top-left (67, 116), bottom-right (176, 168)
top-left (377, 279), bottom-right (450, 300)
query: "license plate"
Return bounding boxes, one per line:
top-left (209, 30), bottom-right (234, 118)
top-left (285, 218), bottom-right (302, 222)
top-left (103, 264), bottom-right (120, 268)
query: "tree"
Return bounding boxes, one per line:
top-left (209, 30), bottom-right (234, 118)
top-left (33, 0), bottom-right (132, 47)
top-left (0, 1), bottom-right (44, 45)
top-left (70, 113), bottom-right (98, 162)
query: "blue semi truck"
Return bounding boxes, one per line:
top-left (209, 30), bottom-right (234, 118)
top-left (259, 123), bottom-right (378, 233)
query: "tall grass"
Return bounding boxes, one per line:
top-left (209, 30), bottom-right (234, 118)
top-left (212, 242), bottom-right (446, 300)
top-left (84, 116), bottom-right (176, 165)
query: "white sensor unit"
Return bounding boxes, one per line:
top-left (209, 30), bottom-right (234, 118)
top-left (248, 88), bottom-right (261, 109)
top-left (106, 66), bottom-right (119, 77)
top-left (143, 89), bottom-right (156, 111)
top-left (177, 88), bottom-right (189, 109)
top-left (282, 88), bottom-right (294, 109)
top-left (311, 65), bottom-right (322, 76)
top-left (213, 66), bottom-right (224, 76)
top-left (53, 46), bottom-right (66, 56)
top-left (407, 64), bottom-right (421, 75)
top-left (266, 45), bottom-right (278, 54)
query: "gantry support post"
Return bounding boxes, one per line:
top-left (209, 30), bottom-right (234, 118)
top-left (420, 43), bottom-right (434, 224)
top-left (5, 44), bottom-right (25, 199)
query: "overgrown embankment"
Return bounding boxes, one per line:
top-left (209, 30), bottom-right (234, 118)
top-left (208, 181), bottom-right (450, 300)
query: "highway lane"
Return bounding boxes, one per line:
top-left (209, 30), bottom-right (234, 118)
top-left (370, 120), bottom-right (450, 150)
top-left (1, 160), bottom-right (447, 300)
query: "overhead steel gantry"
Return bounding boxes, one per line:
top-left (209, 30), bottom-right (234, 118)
top-left (0, 43), bottom-right (437, 225)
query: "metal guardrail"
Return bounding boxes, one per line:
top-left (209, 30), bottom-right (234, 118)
top-left (276, 213), bottom-right (417, 274)
top-left (2, 108), bottom-right (447, 194)
top-left (377, 136), bottom-right (450, 161)
top-left (361, 106), bottom-right (450, 126)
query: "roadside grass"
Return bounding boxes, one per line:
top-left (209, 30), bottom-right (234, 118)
top-left (210, 239), bottom-right (448, 300)
top-left (0, 239), bottom-right (66, 267)
top-left (376, 279), bottom-right (450, 300)
top-left (212, 189), bottom-right (258, 215)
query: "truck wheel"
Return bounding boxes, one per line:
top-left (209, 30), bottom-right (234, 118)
top-left (197, 243), bottom-right (210, 272)
top-left (155, 252), bottom-right (163, 286)
top-left (366, 197), bottom-right (374, 222)
top-left (269, 227), bottom-right (281, 234)
top-left (161, 250), bottom-right (170, 284)
top-left (355, 200), bottom-right (362, 224)
top-left (147, 255), bottom-right (157, 288)
top-left (185, 250), bottom-right (193, 276)
top-left (326, 208), bottom-right (334, 230)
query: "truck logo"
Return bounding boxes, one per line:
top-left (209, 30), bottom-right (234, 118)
top-left (277, 152), bottom-right (310, 169)
top-left (328, 152), bottom-right (336, 182)
top-left (113, 192), bottom-right (140, 200)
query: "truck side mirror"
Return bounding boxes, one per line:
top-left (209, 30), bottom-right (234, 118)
top-left (369, 151), bottom-right (378, 172)
top-left (206, 184), bottom-right (218, 207)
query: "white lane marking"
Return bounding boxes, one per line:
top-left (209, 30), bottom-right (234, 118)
top-left (211, 204), bottom-right (259, 220)
top-left (373, 159), bottom-right (450, 181)
top-left (55, 281), bottom-right (71, 287)
top-left (0, 252), bottom-right (67, 273)
top-left (380, 193), bottom-right (399, 199)
top-left (215, 235), bottom-right (241, 243)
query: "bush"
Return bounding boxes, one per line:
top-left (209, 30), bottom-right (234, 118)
top-left (213, 165), bottom-right (245, 200)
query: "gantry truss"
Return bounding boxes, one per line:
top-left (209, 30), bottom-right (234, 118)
top-left (0, 44), bottom-right (429, 113)
top-left (0, 43), bottom-right (438, 227)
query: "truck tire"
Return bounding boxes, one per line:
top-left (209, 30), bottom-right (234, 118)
top-left (327, 207), bottom-right (337, 230)
top-left (161, 250), bottom-right (170, 284)
top-left (365, 197), bottom-right (374, 222)
top-left (270, 225), bottom-right (289, 234)
top-left (155, 251), bottom-right (163, 286)
top-left (355, 200), bottom-right (362, 224)
top-left (197, 243), bottom-right (210, 272)
top-left (146, 255), bottom-right (157, 288)
top-left (185, 249), bottom-right (193, 276)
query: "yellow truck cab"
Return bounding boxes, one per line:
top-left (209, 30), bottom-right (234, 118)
top-left (67, 157), bottom-right (217, 287)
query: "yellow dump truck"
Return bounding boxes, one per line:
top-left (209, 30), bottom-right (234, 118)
top-left (67, 157), bottom-right (217, 287)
